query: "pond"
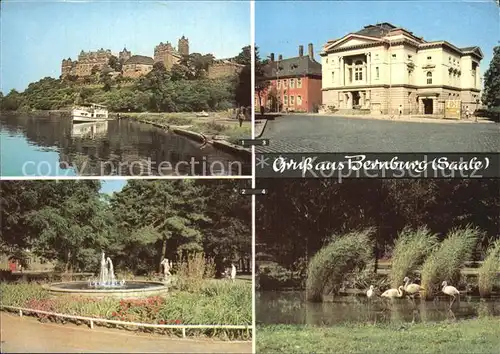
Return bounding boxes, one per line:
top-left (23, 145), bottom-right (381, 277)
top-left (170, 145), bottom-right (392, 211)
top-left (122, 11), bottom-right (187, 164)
top-left (0, 113), bottom-right (250, 176)
top-left (257, 291), bottom-right (500, 325)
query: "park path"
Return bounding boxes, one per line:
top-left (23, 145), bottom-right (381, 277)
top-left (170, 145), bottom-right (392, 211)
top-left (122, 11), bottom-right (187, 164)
top-left (0, 312), bottom-right (252, 353)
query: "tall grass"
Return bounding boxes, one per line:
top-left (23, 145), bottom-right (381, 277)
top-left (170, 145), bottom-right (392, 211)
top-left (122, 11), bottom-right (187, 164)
top-left (421, 226), bottom-right (480, 299)
top-left (389, 226), bottom-right (438, 287)
top-left (176, 253), bottom-right (216, 292)
top-left (306, 228), bottom-right (374, 302)
top-left (478, 240), bottom-right (500, 297)
top-left (0, 283), bottom-right (50, 306)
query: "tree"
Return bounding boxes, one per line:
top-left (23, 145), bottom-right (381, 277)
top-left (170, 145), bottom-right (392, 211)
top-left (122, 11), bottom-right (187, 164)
top-left (170, 63), bottom-right (191, 81)
top-left (482, 46), bottom-right (500, 108)
top-left (0, 89), bottom-right (24, 111)
top-left (152, 61), bottom-right (167, 73)
top-left (75, 87), bottom-right (92, 105)
top-left (196, 180), bottom-right (251, 273)
top-left (257, 179), bottom-right (500, 272)
top-left (234, 45), bottom-right (251, 66)
top-left (255, 47), bottom-right (270, 113)
top-left (234, 46), bottom-right (252, 107)
top-left (177, 53), bottom-right (215, 79)
top-left (0, 181), bottom-right (112, 273)
top-left (108, 55), bottom-right (122, 72)
top-left (110, 180), bottom-right (210, 273)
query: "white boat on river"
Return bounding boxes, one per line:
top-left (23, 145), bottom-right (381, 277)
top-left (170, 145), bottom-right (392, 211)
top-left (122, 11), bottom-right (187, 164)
top-left (72, 103), bottom-right (110, 122)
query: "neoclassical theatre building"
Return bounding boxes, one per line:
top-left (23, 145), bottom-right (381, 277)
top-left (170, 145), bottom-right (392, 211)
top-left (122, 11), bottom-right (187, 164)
top-left (320, 23), bottom-right (483, 115)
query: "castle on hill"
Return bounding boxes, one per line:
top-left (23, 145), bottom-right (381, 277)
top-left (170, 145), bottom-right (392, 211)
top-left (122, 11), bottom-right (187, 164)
top-left (61, 36), bottom-right (243, 80)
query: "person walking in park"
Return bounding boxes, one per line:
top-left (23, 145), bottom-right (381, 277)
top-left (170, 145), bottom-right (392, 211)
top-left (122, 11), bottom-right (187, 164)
top-left (238, 107), bottom-right (245, 127)
top-left (230, 263), bottom-right (237, 282)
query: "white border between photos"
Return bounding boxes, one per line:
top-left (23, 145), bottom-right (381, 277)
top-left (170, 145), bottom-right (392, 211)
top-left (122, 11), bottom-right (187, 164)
top-left (250, 1), bottom-right (256, 353)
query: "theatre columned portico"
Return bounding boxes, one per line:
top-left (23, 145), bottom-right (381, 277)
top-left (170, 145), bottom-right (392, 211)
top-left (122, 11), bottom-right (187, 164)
top-left (321, 23), bottom-right (483, 116)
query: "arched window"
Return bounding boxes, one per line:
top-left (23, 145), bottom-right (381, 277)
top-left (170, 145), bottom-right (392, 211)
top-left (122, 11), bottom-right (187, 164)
top-left (426, 71), bottom-right (432, 85)
top-left (354, 60), bottom-right (363, 81)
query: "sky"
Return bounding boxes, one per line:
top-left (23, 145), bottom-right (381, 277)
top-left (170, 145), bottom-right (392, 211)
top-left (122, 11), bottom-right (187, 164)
top-left (256, 0), bottom-right (499, 79)
top-left (0, 0), bottom-right (251, 92)
top-left (100, 179), bottom-right (127, 195)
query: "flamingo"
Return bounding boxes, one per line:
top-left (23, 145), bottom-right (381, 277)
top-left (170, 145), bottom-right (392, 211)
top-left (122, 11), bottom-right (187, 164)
top-left (441, 281), bottom-right (460, 307)
top-left (366, 285), bottom-right (375, 299)
top-left (403, 277), bottom-right (425, 302)
top-left (381, 285), bottom-right (405, 298)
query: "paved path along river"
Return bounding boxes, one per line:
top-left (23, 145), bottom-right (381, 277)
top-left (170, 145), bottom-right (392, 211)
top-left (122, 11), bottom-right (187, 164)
top-left (0, 313), bottom-right (252, 353)
top-left (257, 115), bottom-right (499, 153)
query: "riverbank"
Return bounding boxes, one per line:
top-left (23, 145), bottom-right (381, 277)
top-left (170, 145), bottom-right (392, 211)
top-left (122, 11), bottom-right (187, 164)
top-left (121, 112), bottom-right (251, 159)
top-left (257, 318), bottom-right (500, 353)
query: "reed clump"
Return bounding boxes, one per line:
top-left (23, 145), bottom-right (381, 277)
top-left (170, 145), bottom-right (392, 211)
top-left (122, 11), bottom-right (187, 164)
top-left (389, 226), bottom-right (438, 287)
top-left (421, 226), bottom-right (480, 299)
top-left (306, 228), bottom-right (374, 302)
top-left (478, 240), bottom-right (500, 297)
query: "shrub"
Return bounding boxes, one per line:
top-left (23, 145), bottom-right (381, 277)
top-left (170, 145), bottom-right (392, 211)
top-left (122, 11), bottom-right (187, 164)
top-left (258, 263), bottom-right (303, 290)
top-left (478, 240), bottom-right (500, 297)
top-left (176, 253), bottom-right (216, 292)
top-left (421, 226), bottom-right (480, 299)
top-left (158, 281), bottom-right (252, 339)
top-left (389, 226), bottom-right (438, 287)
top-left (306, 228), bottom-right (375, 302)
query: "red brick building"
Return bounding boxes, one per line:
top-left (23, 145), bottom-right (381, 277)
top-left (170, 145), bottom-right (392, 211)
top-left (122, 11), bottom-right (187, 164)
top-left (256, 44), bottom-right (322, 113)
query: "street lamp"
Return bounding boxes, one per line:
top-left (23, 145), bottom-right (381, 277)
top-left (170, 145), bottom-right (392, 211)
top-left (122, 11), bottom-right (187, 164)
top-left (475, 98), bottom-right (480, 122)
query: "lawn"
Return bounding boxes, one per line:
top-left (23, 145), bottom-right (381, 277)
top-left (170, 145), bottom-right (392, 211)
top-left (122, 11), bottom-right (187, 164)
top-left (124, 112), bottom-right (251, 144)
top-left (257, 319), bottom-right (500, 353)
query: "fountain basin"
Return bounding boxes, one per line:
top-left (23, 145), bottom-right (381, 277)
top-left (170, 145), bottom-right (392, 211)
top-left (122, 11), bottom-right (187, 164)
top-left (44, 281), bottom-right (169, 299)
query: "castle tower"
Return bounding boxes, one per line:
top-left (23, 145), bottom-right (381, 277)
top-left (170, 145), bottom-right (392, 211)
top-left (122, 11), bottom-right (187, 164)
top-left (154, 41), bottom-right (180, 70)
top-left (178, 36), bottom-right (189, 56)
top-left (61, 58), bottom-right (74, 78)
top-left (119, 47), bottom-right (132, 62)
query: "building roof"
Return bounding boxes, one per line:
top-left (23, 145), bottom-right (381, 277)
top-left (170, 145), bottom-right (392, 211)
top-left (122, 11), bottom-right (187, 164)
top-left (124, 55), bottom-right (154, 65)
top-left (263, 56), bottom-right (322, 79)
top-left (213, 58), bottom-right (245, 67)
top-left (460, 46), bottom-right (478, 52)
top-left (322, 23), bottom-right (482, 59)
top-left (354, 23), bottom-right (397, 38)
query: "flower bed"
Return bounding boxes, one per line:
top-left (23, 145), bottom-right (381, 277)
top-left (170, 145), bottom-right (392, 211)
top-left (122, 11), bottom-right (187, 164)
top-left (1, 282), bottom-right (251, 340)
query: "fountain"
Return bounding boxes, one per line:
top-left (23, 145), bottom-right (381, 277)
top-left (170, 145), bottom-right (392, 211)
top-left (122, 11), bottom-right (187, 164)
top-left (45, 252), bottom-right (169, 298)
top-left (86, 252), bottom-right (125, 288)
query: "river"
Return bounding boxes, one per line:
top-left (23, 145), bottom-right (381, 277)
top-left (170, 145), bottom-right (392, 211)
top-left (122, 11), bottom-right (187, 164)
top-left (257, 291), bottom-right (500, 325)
top-left (0, 113), bottom-right (250, 176)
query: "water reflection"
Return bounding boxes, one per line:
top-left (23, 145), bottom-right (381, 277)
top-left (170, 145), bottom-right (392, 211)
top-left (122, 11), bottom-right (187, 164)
top-left (257, 291), bottom-right (500, 325)
top-left (71, 121), bottom-right (109, 139)
top-left (0, 113), bottom-right (249, 176)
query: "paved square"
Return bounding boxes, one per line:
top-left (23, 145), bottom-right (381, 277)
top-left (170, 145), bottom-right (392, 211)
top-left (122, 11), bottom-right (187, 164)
top-left (256, 116), bottom-right (499, 153)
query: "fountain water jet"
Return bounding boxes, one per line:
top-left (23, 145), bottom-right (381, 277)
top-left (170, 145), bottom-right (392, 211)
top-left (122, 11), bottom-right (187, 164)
top-left (88, 252), bottom-right (124, 288)
top-left (46, 252), bottom-right (168, 298)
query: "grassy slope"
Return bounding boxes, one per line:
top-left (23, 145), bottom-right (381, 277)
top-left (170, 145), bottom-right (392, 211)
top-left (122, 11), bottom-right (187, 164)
top-left (257, 319), bottom-right (500, 353)
top-left (124, 112), bottom-right (251, 144)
